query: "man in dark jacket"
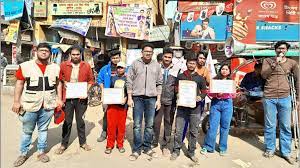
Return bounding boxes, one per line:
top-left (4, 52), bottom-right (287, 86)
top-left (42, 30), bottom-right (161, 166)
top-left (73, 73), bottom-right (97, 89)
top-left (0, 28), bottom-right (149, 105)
top-left (153, 48), bottom-right (178, 155)
top-left (170, 53), bottom-right (206, 163)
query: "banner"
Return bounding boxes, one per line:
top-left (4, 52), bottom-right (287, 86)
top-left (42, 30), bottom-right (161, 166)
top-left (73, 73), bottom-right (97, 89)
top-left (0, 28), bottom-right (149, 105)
top-left (149, 25), bottom-right (170, 42)
top-left (3, 0), bottom-right (24, 21)
top-left (233, 0), bottom-right (299, 44)
top-left (231, 58), bottom-right (255, 85)
top-left (34, 0), bottom-right (47, 17)
top-left (50, 0), bottom-right (103, 16)
top-left (5, 20), bottom-right (20, 43)
top-left (51, 18), bottom-right (91, 36)
top-left (180, 15), bottom-right (232, 41)
top-left (105, 5), bottom-right (153, 40)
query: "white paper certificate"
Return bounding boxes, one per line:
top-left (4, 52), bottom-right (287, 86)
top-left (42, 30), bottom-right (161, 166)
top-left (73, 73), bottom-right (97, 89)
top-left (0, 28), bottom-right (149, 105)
top-left (66, 82), bottom-right (88, 99)
top-left (102, 88), bottom-right (124, 104)
top-left (209, 80), bottom-right (236, 93)
top-left (177, 80), bottom-right (197, 108)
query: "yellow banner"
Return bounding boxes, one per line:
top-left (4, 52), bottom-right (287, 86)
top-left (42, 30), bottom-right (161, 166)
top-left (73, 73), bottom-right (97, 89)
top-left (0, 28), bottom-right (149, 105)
top-left (5, 20), bottom-right (20, 43)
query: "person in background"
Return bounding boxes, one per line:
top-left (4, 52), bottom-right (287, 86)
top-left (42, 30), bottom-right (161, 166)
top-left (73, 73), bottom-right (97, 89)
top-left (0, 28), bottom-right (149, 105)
top-left (97, 50), bottom-right (121, 142)
top-left (190, 18), bottom-right (216, 39)
top-left (170, 53), bottom-right (206, 163)
top-left (156, 53), bottom-right (163, 64)
top-left (105, 62), bottom-right (128, 154)
top-left (201, 64), bottom-right (235, 156)
top-left (12, 43), bottom-right (60, 167)
top-left (55, 45), bottom-right (94, 155)
top-left (127, 43), bottom-right (163, 161)
top-left (261, 40), bottom-right (299, 164)
top-left (153, 48), bottom-right (177, 156)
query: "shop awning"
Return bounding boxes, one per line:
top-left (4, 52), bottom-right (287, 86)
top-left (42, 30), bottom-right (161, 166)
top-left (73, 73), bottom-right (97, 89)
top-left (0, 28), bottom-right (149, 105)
top-left (237, 50), bottom-right (299, 57)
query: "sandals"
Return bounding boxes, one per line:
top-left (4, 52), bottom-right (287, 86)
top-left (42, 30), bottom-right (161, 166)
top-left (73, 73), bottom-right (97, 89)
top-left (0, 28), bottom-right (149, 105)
top-left (37, 153), bottom-right (50, 163)
top-left (118, 147), bottom-right (125, 153)
top-left (80, 144), bottom-right (92, 151)
top-left (129, 152), bottom-right (140, 161)
top-left (55, 145), bottom-right (66, 155)
top-left (105, 148), bottom-right (112, 154)
top-left (13, 155), bottom-right (27, 167)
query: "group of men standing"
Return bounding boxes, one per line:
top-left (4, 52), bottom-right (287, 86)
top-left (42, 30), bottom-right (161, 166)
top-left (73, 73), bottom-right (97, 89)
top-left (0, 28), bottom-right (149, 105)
top-left (11, 40), bottom-right (299, 167)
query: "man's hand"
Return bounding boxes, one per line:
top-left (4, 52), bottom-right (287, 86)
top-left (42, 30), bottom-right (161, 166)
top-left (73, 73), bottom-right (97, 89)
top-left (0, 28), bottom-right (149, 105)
top-left (121, 97), bottom-right (127, 105)
top-left (127, 97), bottom-right (134, 107)
top-left (155, 100), bottom-right (161, 111)
top-left (196, 96), bottom-right (202, 102)
top-left (12, 101), bottom-right (22, 114)
top-left (56, 98), bottom-right (64, 108)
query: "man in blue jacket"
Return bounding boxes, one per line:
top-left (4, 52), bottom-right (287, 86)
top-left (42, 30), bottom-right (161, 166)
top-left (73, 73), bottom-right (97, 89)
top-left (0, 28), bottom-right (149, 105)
top-left (97, 50), bottom-right (121, 142)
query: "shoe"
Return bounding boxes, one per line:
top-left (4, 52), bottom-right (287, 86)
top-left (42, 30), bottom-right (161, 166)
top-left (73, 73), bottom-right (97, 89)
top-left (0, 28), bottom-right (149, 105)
top-left (189, 155), bottom-right (199, 163)
top-left (37, 153), bottom-right (50, 163)
top-left (200, 148), bottom-right (208, 155)
top-left (170, 152), bottom-right (179, 161)
top-left (162, 148), bottom-right (170, 157)
top-left (13, 155), bottom-right (27, 167)
top-left (263, 151), bottom-right (274, 158)
top-left (97, 136), bottom-right (106, 142)
top-left (55, 145), bottom-right (66, 155)
top-left (144, 149), bottom-right (158, 158)
top-left (152, 143), bottom-right (158, 149)
top-left (129, 152), bottom-right (140, 161)
top-left (219, 151), bottom-right (227, 156)
top-left (282, 156), bottom-right (294, 165)
top-left (118, 147), bottom-right (125, 153)
top-left (80, 144), bottom-right (92, 151)
top-left (104, 148), bottom-right (112, 154)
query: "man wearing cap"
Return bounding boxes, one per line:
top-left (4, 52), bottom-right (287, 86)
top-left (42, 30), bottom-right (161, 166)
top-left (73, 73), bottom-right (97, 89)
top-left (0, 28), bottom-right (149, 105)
top-left (12, 43), bottom-right (60, 167)
top-left (55, 45), bottom-right (94, 155)
top-left (104, 62), bottom-right (128, 154)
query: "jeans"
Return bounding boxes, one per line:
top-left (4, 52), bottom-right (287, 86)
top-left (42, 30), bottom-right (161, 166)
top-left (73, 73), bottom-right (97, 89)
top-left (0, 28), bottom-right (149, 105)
top-left (173, 106), bottom-right (200, 157)
top-left (263, 96), bottom-right (292, 157)
top-left (132, 96), bottom-right (156, 154)
top-left (203, 99), bottom-right (233, 152)
top-left (19, 108), bottom-right (54, 156)
top-left (153, 104), bottom-right (174, 149)
top-left (62, 99), bottom-right (88, 147)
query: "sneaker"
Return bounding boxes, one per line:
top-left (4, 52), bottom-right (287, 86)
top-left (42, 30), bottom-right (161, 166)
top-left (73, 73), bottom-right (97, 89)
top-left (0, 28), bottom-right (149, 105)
top-left (282, 156), bottom-right (294, 165)
top-left (200, 148), bottom-right (208, 155)
top-left (144, 149), bottom-right (158, 158)
top-left (129, 152), bottom-right (140, 161)
top-left (263, 151), bottom-right (274, 158)
top-left (97, 136), bottom-right (106, 142)
top-left (219, 151), bottom-right (227, 156)
top-left (170, 152), bottom-right (179, 161)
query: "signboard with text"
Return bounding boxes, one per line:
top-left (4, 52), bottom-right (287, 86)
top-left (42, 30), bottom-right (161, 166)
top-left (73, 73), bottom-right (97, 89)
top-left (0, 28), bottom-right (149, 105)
top-left (50, 0), bottom-right (102, 16)
top-left (3, 0), bottom-right (24, 21)
top-left (51, 18), bottom-right (91, 36)
top-left (34, 0), bottom-right (47, 17)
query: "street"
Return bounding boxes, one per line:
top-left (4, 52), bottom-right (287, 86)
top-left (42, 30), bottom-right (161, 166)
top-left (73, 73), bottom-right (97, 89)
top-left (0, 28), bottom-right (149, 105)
top-left (1, 90), bottom-right (298, 168)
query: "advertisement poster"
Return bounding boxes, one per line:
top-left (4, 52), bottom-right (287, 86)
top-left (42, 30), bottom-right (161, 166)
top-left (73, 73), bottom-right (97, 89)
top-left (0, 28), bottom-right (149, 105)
top-left (180, 15), bottom-right (232, 41)
top-left (51, 18), bottom-right (92, 36)
top-left (178, 1), bottom-right (233, 41)
top-left (49, 0), bottom-right (103, 16)
top-left (105, 5), bottom-right (153, 40)
top-left (34, 0), bottom-right (47, 17)
top-left (12, 44), bottom-right (18, 65)
top-left (3, 0), bottom-right (24, 21)
top-left (126, 48), bottom-right (162, 66)
top-left (5, 20), bottom-right (20, 43)
top-left (233, 0), bottom-right (299, 44)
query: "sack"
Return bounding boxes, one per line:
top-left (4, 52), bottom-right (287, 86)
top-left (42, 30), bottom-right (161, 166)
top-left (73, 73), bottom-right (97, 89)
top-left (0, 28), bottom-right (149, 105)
top-left (54, 107), bottom-right (65, 124)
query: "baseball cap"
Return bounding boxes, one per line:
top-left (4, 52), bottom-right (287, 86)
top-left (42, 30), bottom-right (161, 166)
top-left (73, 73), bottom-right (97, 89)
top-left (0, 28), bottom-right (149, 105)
top-left (117, 62), bottom-right (126, 68)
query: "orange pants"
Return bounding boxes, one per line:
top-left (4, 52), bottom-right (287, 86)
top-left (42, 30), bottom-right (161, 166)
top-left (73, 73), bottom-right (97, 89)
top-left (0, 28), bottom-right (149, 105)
top-left (106, 105), bottom-right (127, 148)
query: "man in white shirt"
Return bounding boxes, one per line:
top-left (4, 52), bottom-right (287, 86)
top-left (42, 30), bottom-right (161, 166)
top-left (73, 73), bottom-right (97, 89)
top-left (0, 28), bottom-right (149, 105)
top-left (190, 18), bottom-right (216, 39)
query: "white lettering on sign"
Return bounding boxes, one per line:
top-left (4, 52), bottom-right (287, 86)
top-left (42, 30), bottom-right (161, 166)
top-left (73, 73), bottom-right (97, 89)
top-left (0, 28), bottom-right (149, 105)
top-left (259, 25), bottom-right (282, 30)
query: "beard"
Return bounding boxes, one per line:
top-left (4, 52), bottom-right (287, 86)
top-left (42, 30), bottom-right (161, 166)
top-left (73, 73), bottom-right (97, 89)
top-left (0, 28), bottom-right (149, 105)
top-left (71, 58), bottom-right (81, 64)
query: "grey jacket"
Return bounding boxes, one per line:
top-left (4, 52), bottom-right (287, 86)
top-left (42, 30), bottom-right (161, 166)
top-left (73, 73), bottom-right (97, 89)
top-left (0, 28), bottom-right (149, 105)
top-left (126, 58), bottom-right (163, 97)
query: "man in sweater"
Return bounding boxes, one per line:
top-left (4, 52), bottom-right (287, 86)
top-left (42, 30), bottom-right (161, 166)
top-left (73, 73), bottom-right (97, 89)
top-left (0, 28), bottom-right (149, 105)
top-left (127, 43), bottom-right (163, 161)
top-left (261, 40), bottom-right (299, 165)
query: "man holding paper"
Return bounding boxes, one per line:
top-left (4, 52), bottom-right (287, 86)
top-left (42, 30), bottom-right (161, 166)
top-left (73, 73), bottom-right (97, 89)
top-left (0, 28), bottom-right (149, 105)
top-left (55, 45), bottom-right (94, 154)
top-left (127, 43), bottom-right (163, 161)
top-left (170, 53), bottom-right (206, 163)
